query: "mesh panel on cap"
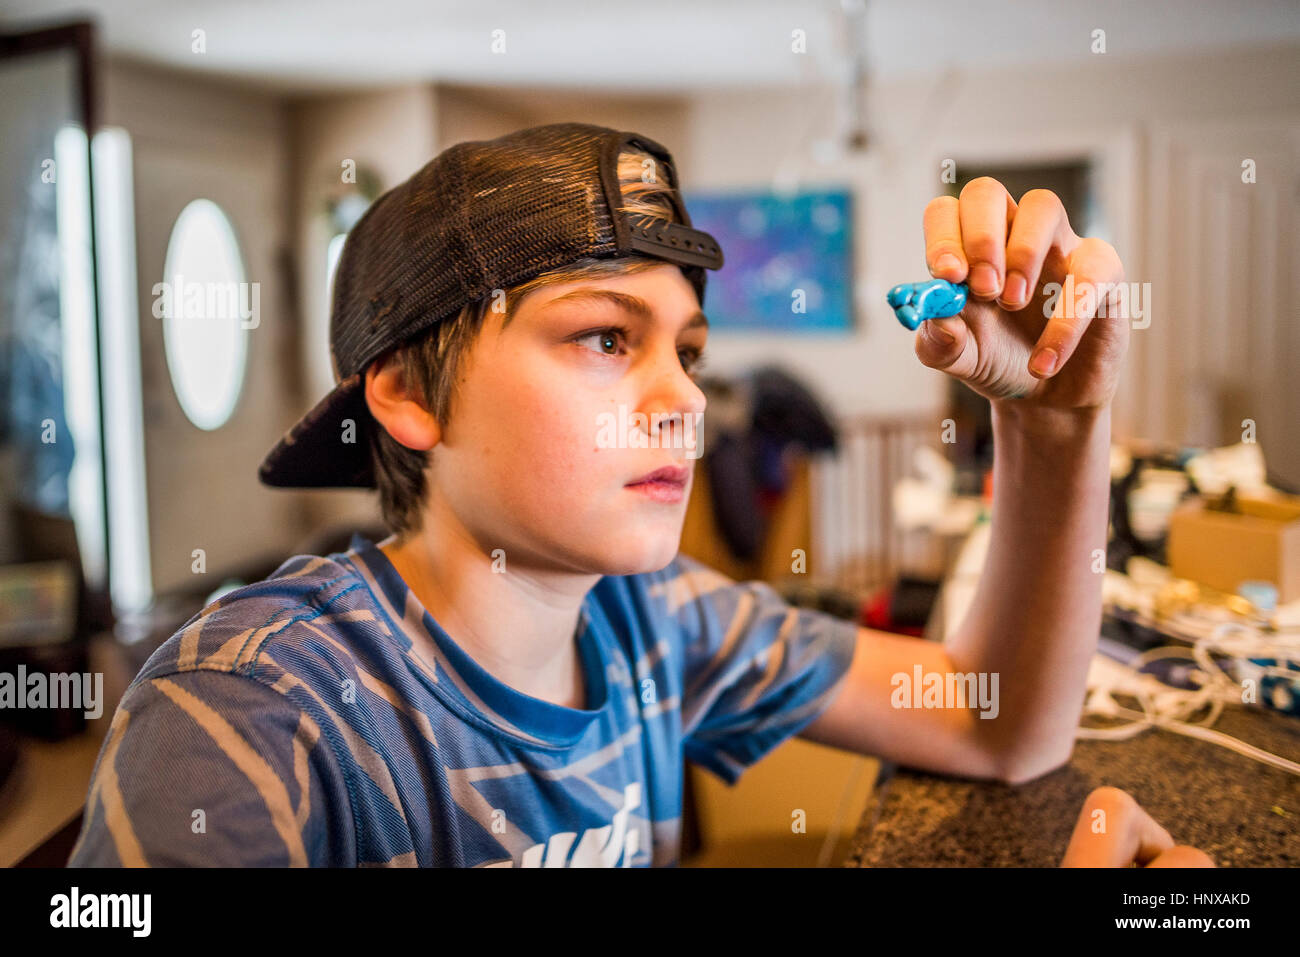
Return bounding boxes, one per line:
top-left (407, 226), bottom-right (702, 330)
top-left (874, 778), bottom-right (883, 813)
top-left (330, 123), bottom-right (626, 382)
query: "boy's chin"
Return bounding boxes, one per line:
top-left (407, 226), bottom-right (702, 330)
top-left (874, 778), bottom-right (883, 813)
top-left (586, 537), bottom-right (681, 577)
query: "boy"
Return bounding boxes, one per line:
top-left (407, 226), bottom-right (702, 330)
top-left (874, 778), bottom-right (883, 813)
top-left (69, 122), bottom-right (1208, 867)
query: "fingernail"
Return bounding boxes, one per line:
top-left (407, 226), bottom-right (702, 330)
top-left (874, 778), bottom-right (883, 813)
top-left (934, 253), bottom-right (961, 275)
top-left (971, 263), bottom-right (1000, 297)
top-left (1030, 347), bottom-right (1058, 376)
top-left (1003, 271), bottom-right (1028, 306)
top-left (927, 322), bottom-right (955, 345)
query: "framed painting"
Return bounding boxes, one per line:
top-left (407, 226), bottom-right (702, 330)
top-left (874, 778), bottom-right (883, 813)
top-left (682, 186), bottom-right (854, 333)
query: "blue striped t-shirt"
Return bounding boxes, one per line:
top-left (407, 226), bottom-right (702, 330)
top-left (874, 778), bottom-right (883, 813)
top-left (67, 535), bottom-right (859, 867)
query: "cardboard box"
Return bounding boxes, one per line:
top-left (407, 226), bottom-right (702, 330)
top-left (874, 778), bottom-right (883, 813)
top-left (1166, 495), bottom-right (1300, 603)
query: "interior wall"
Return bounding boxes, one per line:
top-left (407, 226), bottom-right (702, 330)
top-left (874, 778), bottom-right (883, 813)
top-left (1138, 112), bottom-right (1300, 488)
top-left (436, 85), bottom-right (686, 151)
top-left (682, 42), bottom-right (1300, 465)
top-left (120, 38), bottom-right (1300, 587)
top-left (286, 84), bottom-right (437, 536)
top-left (100, 56), bottom-right (312, 596)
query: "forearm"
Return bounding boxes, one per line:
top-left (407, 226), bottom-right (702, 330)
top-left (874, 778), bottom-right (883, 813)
top-left (945, 400), bottom-right (1113, 782)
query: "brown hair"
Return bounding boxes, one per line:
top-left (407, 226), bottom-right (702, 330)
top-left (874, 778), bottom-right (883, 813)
top-left (368, 147), bottom-right (687, 537)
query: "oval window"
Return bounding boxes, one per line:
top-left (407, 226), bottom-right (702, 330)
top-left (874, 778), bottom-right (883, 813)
top-left (161, 199), bottom-right (249, 430)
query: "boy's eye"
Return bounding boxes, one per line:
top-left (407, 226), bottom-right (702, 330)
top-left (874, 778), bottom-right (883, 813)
top-left (573, 326), bottom-right (707, 375)
top-left (575, 327), bottom-right (626, 356)
top-left (679, 348), bottom-right (707, 376)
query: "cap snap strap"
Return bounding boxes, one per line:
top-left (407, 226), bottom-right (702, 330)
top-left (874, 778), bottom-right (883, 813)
top-left (626, 213), bottom-right (724, 270)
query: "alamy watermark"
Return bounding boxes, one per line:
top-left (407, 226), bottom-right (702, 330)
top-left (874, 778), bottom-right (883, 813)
top-left (151, 273), bottom-right (260, 329)
top-left (0, 666), bottom-right (103, 719)
top-left (1041, 275), bottom-right (1151, 330)
top-left (595, 405), bottom-right (704, 458)
top-left (891, 664), bottom-right (1000, 719)
top-left (50, 887), bottom-right (150, 937)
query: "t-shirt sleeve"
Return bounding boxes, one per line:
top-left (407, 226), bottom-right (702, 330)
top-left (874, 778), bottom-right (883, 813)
top-left (654, 553), bottom-right (860, 785)
top-left (66, 668), bottom-right (354, 867)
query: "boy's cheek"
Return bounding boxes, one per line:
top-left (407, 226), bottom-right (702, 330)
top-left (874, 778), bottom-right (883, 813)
top-left (471, 368), bottom-right (642, 483)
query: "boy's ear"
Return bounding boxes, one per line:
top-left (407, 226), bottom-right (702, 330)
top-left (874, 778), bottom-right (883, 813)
top-left (364, 355), bottom-right (441, 451)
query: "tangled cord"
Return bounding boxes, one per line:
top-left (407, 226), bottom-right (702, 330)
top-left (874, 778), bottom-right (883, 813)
top-left (1078, 621), bottom-right (1300, 776)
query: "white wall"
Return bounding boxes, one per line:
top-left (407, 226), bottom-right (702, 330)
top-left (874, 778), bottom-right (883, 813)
top-left (287, 84), bottom-right (438, 534)
top-left (101, 57), bottom-right (312, 596)
top-left (681, 42), bottom-right (1300, 457)
top-left (202, 37), bottom-right (1300, 570)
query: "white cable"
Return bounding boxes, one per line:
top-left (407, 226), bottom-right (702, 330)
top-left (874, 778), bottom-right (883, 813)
top-left (1078, 619), bottom-right (1300, 776)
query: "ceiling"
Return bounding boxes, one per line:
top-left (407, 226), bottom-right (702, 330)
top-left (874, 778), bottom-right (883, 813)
top-left (3, 0), bottom-right (1298, 94)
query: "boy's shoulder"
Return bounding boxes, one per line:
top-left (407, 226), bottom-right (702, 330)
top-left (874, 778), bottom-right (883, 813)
top-left (129, 544), bottom-right (758, 701)
top-left (627, 550), bottom-right (737, 610)
top-left (133, 549), bottom-right (372, 691)
top-left (595, 549), bottom-right (750, 635)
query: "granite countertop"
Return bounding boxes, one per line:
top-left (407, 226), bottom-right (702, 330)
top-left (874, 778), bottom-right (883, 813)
top-left (844, 705), bottom-right (1300, 867)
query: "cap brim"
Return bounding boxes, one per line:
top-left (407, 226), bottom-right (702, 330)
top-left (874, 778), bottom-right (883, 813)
top-left (258, 373), bottom-right (376, 488)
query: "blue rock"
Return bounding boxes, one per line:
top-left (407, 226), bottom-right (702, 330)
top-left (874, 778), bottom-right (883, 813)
top-left (886, 279), bottom-right (968, 330)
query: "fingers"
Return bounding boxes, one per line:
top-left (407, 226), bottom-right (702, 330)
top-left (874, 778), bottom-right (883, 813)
top-left (1128, 801), bottom-right (1178, 866)
top-left (1000, 189), bottom-right (1076, 311)
top-left (920, 181), bottom-right (1125, 386)
top-left (917, 197), bottom-right (974, 372)
top-left (1146, 846), bottom-right (1217, 868)
top-left (924, 196), bottom-right (966, 281)
top-left (1061, 786), bottom-right (1175, 867)
top-left (914, 313), bottom-right (971, 374)
top-left (1032, 236), bottom-right (1124, 378)
top-left (958, 178), bottom-right (1016, 300)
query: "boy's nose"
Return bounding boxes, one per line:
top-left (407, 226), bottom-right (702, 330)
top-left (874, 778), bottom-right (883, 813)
top-left (640, 354), bottom-right (707, 435)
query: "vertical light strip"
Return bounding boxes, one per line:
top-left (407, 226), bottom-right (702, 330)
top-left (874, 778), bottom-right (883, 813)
top-left (54, 125), bottom-right (106, 591)
top-left (326, 231), bottom-right (347, 301)
top-left (92, 127), bottom-right (153, 614)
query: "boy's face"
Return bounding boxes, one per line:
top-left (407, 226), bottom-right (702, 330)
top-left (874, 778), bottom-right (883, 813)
top-left (431, 263), bottom-right (709, 576)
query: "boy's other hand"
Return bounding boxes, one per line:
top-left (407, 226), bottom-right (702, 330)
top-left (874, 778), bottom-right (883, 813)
top-left (1060, 786), bottom-right (1215, 867)
top-left (916, 178), bottom-right (1130, 412)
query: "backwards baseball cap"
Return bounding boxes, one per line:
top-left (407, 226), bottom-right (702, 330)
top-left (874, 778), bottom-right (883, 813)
top-left (258, 121), bottom-right (725, 489)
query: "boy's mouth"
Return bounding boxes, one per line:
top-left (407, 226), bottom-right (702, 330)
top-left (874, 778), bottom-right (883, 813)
top-left (626, 464), bottom-right (690, 486)
top-left (625, 464), bottom-right (690, 503)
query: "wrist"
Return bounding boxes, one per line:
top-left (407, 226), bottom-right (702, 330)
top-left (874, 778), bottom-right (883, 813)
top-left (991, 399), bottom-right (1111, 444)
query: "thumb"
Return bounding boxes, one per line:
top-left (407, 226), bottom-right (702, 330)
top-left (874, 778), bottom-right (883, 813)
top-left (914, 315), bottom-right (969, 372)
top-left (1145, 845), bottom-right (1216, 868)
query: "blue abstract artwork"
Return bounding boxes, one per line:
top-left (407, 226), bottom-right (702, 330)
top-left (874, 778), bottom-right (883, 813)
top-left (682, 187), bottom-right (854, 333)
